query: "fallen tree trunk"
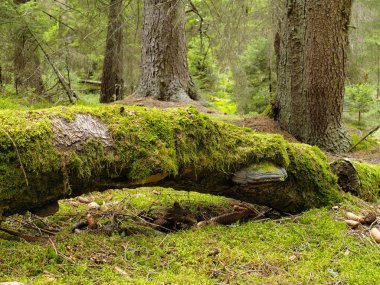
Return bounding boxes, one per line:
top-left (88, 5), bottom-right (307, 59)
top-left (331, 159), bottom-right (380, 202)
top-left (0, 105), bottom-right (342, 218)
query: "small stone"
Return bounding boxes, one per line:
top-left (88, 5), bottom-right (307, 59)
top-left (87, 202), bottom-right (100, 210)
top-left (78, 197), bottom-right (91, 204)
top-left (345, 219), bottom-right (360, 229)
top-left (331, 206), bottom-right (339, 211)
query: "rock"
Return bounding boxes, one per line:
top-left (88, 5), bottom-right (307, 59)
top-left (370, 228), bottom-right (380, 243)
top-left (78, 197), bottom-right (92, 204)
top-left (87, 202), bottom-right (100, 210)
top-left (345, 220), bottom-right (360, 229)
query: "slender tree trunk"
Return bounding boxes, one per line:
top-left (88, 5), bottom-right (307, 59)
top-left (134, 0), bottom-right (198, 102)
top-left (274, 0), bottom-right (352, 153)
top-left (0, 65), bottom-right (3, 88)
top-left (14, 25), bottom-right (45, 94)
top-left (100, 0), bottom-right (125, 103)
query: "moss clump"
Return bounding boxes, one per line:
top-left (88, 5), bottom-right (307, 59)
top-left (286, 144), bottom-right (341, 210)
top-left (351, 161), bottom-right (380, 202)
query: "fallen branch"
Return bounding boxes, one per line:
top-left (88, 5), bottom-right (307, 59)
top-left (349, 124), bottom-right (380, 152)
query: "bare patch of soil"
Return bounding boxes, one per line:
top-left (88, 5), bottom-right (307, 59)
top-left (328, 148), bottom-right (380, 165)
top-left (231, 117), bottom-right (299, 142)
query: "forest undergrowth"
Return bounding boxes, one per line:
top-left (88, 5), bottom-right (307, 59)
top-left (2, 187), bottom-right (380, 284)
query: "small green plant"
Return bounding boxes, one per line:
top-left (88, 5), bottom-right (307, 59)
top-left (345, 84), bottom-right (375, 126)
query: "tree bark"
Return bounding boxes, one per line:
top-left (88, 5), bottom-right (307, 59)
top-left (100, 0), bottom-right (125, 103)
top-left (14, 25), bottom-right (45, 94)
top-left (274, 0), bottom-right (352, 153)
top-left (133, 0), bottom-right (198, 102)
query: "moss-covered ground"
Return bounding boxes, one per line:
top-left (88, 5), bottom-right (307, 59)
top-left (1, 188), bottom-right (380, 285)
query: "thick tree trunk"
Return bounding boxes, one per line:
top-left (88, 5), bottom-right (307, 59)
top-left (274, 0), bottom-right (352, 153)
top-left (100, 0), bottom-right (125, 103)
top-left (14, 25), bottom-right (45, 94)
top-left (0, 106), bottom-right (342, 218)
top-left (134, 0), bottom-right (198, 102)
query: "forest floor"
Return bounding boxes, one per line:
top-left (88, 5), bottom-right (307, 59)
top-left (1, 188), bottom-right (380, 285)
top-left (0, 95), bottom-right (379, 284)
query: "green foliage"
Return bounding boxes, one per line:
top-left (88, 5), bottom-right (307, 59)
top-left (345, 83), bottom-right (375, 125)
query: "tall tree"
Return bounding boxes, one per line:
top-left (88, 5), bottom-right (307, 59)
top-left (273, 0), bottom-right (353, 153)
top-left (100, 0), bottom-right (125, 103)
top-left (13, 0), bottom-right (45, 94)
top-left (134, 0), bottom-right (198, 102)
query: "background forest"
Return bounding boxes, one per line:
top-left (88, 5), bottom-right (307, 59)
top-left (1, 1), bottom-right (380, 284)
top-left (0, 0), bottom-right (378, 139)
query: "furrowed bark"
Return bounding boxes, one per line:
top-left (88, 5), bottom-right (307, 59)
top-left (100, 0), bottom-right (125, 103)
top-left (0, 106), bottom-right (342, 218)
top-left (134, 0), bottom-right (198, 101)
top-left (274, 0), bottom-right (352, 153)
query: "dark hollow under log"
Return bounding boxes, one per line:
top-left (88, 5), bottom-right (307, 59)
top-left (0, 105), bottom-right (343, 219)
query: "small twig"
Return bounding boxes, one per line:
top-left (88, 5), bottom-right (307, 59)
top-left (349, 124), bottom-right (380, 152)
top-left (8, 218), bottom-right (57, 236)
top-left (48, 237), bottom-right (58, 255)
top-left (158, 234), bottom-right (169, 248)
top-left (0, 226), bottom-right (39, 242)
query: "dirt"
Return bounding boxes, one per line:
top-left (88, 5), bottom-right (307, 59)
top-left (328, 148), bottom-right (380, 165)
top-left (231, 117), bottom-right (299, 143)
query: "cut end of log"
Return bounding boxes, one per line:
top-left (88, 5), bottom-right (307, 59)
top-left (331, 159), bottom-right (361, 195)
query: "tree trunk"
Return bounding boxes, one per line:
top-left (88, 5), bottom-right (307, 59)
top-left (133, 0), bottom-right (198, 102)
top-left (0, 106), bottom-right (342, 218)
top-left (274, 0), bottom-right (352, 153)
top-left (100, 0), bottom-right (125, 103)
top-left (14, 25), bottom-right (45, 94)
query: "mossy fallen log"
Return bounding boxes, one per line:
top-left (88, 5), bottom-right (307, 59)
top-left (0, 105), bottom-right (342, 218)
top-left (331, 159), bottom-right (380, 202)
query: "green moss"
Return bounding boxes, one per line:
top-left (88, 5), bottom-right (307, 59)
top-left (286, 144), bottom-right (341, 209)
top-left (351, 161), bottom-right (380, 202)
top-left (0, 105), bottom-right (343, 214)
top-left (246, 162), bottom-right (285, 173)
